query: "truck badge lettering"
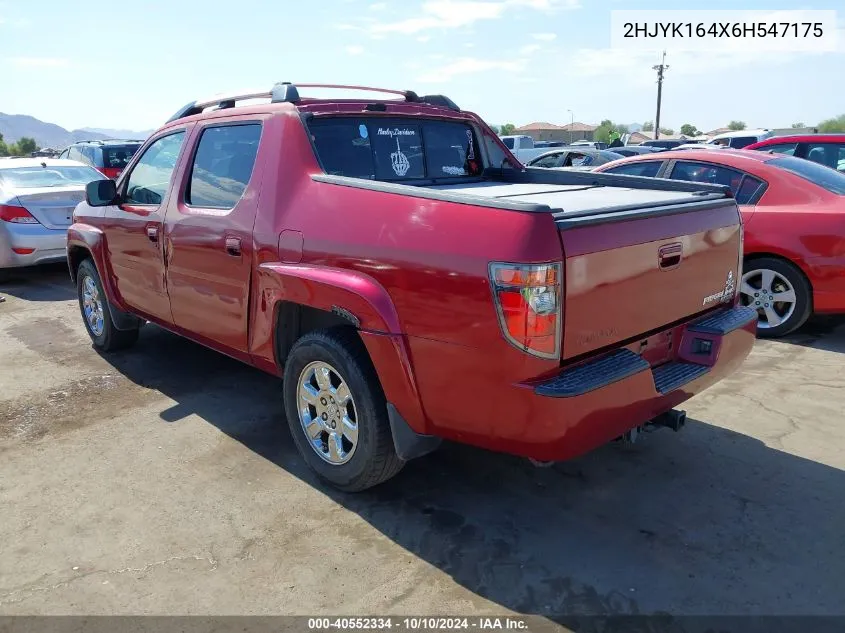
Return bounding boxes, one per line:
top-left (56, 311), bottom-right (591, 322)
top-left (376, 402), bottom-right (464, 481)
top-left (702, 270), bottom-right (736, 306)
top-left (390, 137), bottom-right (411, 176)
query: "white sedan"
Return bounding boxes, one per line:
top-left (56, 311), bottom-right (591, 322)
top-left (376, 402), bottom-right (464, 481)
top-left (0, 158), bottom-right (103, 270)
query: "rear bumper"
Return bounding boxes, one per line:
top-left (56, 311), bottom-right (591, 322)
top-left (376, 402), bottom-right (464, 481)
top-left (523, 305), bottom-right (757, 460)
top-left (411, 305), bottom-right (757, 462)
top-left (0, 223), bottom-right (67, 268)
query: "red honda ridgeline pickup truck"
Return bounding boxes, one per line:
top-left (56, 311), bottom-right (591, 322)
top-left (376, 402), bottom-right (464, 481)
top-left (68, 83), bottom-right (757, 491)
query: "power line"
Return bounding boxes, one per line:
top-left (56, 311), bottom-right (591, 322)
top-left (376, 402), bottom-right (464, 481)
top-left (652, 51), bottom-right (669, 140)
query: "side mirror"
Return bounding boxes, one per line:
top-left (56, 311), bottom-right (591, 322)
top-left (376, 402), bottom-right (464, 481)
top-left (86, 179), bottom-right (118, 207)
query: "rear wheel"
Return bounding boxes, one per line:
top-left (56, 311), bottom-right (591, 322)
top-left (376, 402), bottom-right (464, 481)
top-left (283, 328), bottom-right (403, 492)
top-left (740, 257), bottom-right (811, 338)
top-left (77, 259), bottom-right (139, 351)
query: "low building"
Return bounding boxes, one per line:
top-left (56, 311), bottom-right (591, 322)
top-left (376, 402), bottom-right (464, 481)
top-left (514, 121), bottom-right (597, 143)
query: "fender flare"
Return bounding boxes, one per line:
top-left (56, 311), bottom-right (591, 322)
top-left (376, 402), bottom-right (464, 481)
top-left (66, 225), bottom-right (141, 331)
top-left (257, 262), bottom-right (431, 441)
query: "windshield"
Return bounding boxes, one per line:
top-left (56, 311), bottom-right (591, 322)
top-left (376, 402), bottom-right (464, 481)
top-left (309, 117), bottom-right (483, 182)
top-left (0, 165), bottom-right (104, 188)
top-left (103, 144), bottom-right (141, 169)
top-left (770, 156), bottom-right (845, 195)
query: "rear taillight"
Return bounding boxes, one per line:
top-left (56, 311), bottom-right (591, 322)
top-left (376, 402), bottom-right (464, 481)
top-left (490, 262), bottom-right (562, 359)
top-left (101, 167), bottom-right (121, 179)
top-left (0, 204), bottom-right (39, 224)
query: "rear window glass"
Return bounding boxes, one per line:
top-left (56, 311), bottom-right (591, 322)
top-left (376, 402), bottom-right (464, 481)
top-left (309, 118), bottom-right (483, 182)
top-left (770, 156), bottom-right (845, 194)
top-left (103, 144), bottom-right (141, 169)
top-left (502, 137), bottom-right (515, 149)
top-left (728, 137), bottom-right (757, 149)
top-left (604, 161), bottom-right (662, 177)
top-left (0, 165), bottom-right (103, 188)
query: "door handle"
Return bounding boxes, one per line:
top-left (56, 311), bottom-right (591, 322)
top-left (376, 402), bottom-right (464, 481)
top-left (225, 236), bottom-right (242, 257)
top-left (146, 225), bottom-right (159, 243)
top-left (658, 243), bottom-right (683, 270)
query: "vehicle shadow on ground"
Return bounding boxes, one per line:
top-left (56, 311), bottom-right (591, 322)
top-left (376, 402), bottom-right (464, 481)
top-left (775, 315), bottom-right (845, 354)
top-left (101, 325), bottom-right (845, 620)
top-left (0, 263), bottom-right (75, 302)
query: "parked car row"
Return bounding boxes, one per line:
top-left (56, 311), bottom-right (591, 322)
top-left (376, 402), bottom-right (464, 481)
top-left (591, 147), bottom-right (845, 337)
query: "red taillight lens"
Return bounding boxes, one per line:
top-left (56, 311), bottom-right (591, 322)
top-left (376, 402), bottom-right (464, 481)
top-left (0, 204), bottom-right (39, 224)
top-left (101, 167), bottom-right (121, 179)
top-left (490, 262), bottom-right (562, 359)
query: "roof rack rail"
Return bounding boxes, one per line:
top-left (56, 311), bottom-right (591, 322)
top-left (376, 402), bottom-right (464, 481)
top-left (166, 82), bottom-right (460, 123)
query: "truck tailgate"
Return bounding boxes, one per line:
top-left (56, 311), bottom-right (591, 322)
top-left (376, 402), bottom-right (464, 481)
top-left (430, 179), bottom-right (742, 360)
top-left (555, 198), bottom-right (741, 359)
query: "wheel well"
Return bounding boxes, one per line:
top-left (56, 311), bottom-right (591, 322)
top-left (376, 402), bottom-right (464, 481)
top-left (274, 301), bottom-right (360, 371)
top-left (743, 252), bottom-right (813, 290)
top-left (67, 245), bottom-right (91, 283)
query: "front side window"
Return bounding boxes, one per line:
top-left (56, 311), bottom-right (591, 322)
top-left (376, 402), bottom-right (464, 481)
top-left (567, 152), bottom-right (592, 167)
top-left (309, 117), bottom-right (483, 182)
top-left (125, 132), bottom-right (186, 205)
top-left (186, 124), bottom-right (262, 208)
top-left (603, 161), bottom-right (662, 177)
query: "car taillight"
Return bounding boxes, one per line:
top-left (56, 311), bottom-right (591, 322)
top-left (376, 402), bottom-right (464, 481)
top-left (101, 167), bottom-right (121, 179)
top-left (489, 262), bottom-right (562, 359)
top-left (0, 204), bottom-right (39, 224)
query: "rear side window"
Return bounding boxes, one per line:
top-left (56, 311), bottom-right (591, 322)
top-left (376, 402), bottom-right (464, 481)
top-left (754, 142), bottom-right (797, 155)
top-left (502, 137), bottom-right (515, 149)
top-left (103, 145), bottom-right (141, 169)
top-left (728, 137), bottom-right (757, 149)
top-left (187, 124), bottom-right (262, 208)
top-left (309, 118), bottom-right (483, 182)
top-left (770, 156), bottom-right (845, 194)
top-left (804, 143), bottom-right (845, 172)
top-left (603, 161), bottom-right (662, 177)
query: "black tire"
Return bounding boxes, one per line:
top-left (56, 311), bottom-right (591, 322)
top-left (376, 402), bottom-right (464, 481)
top-left (76, 258), bottom-right (139, 351)
top-left (742, 256), bottom-right (812, 338)
top-left (283, 328), bottom-right (404, 492)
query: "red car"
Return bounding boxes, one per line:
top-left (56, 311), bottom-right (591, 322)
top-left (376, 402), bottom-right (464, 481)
top-left (595, 149), bottom-right (845, 337)
top-left (67, 83), bottom-right (754, 491)
top-left (745, 134), bottom-right (845, 173)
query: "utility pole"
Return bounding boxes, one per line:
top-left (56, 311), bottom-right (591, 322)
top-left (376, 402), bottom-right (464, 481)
top-left (566, 109), bottom-right (573, 144)
top-left (652, 50), bottom-right (668, 140)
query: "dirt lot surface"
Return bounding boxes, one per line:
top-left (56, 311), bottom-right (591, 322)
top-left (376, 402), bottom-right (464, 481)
top-left (1, 264), bottom-right (844, 619)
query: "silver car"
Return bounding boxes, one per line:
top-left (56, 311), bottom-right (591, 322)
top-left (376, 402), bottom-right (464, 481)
top-left (0, 158), bottom-right (102, 269)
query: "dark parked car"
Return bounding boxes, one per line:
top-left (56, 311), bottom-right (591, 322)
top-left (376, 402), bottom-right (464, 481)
top-left (638, 139), bottom-right (693, 150)
top-left (59, 139), bottom-right (144, 179)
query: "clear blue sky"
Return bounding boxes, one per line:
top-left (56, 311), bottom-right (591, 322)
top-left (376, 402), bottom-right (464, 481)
top-left (1, 0), bottom-right (842, 132)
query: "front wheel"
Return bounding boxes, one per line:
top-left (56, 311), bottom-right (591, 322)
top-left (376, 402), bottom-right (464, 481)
top-left (77, 259), bottom-right (139, 351)
top-left (283, 328), bottom-right (403, 492)
top-left (740, 257), bottom-right (812, 338)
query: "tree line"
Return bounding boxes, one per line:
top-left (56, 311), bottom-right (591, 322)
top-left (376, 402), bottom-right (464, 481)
top-left (0, 134), bottom-right (40, 157)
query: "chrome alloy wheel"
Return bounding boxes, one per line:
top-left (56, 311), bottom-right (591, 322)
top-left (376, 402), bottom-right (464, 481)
top-left (297, 361), bottom-right (359, 465)
top-left (82, 275), bottom-right (105, 337)
top-left (740, 268), bottom-right (797, 329)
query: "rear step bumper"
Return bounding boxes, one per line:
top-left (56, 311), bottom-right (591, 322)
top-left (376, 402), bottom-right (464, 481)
top-left (509, 305), bottom-right (757, 462)
top-left (535, 306), bottom-right (757, 398)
